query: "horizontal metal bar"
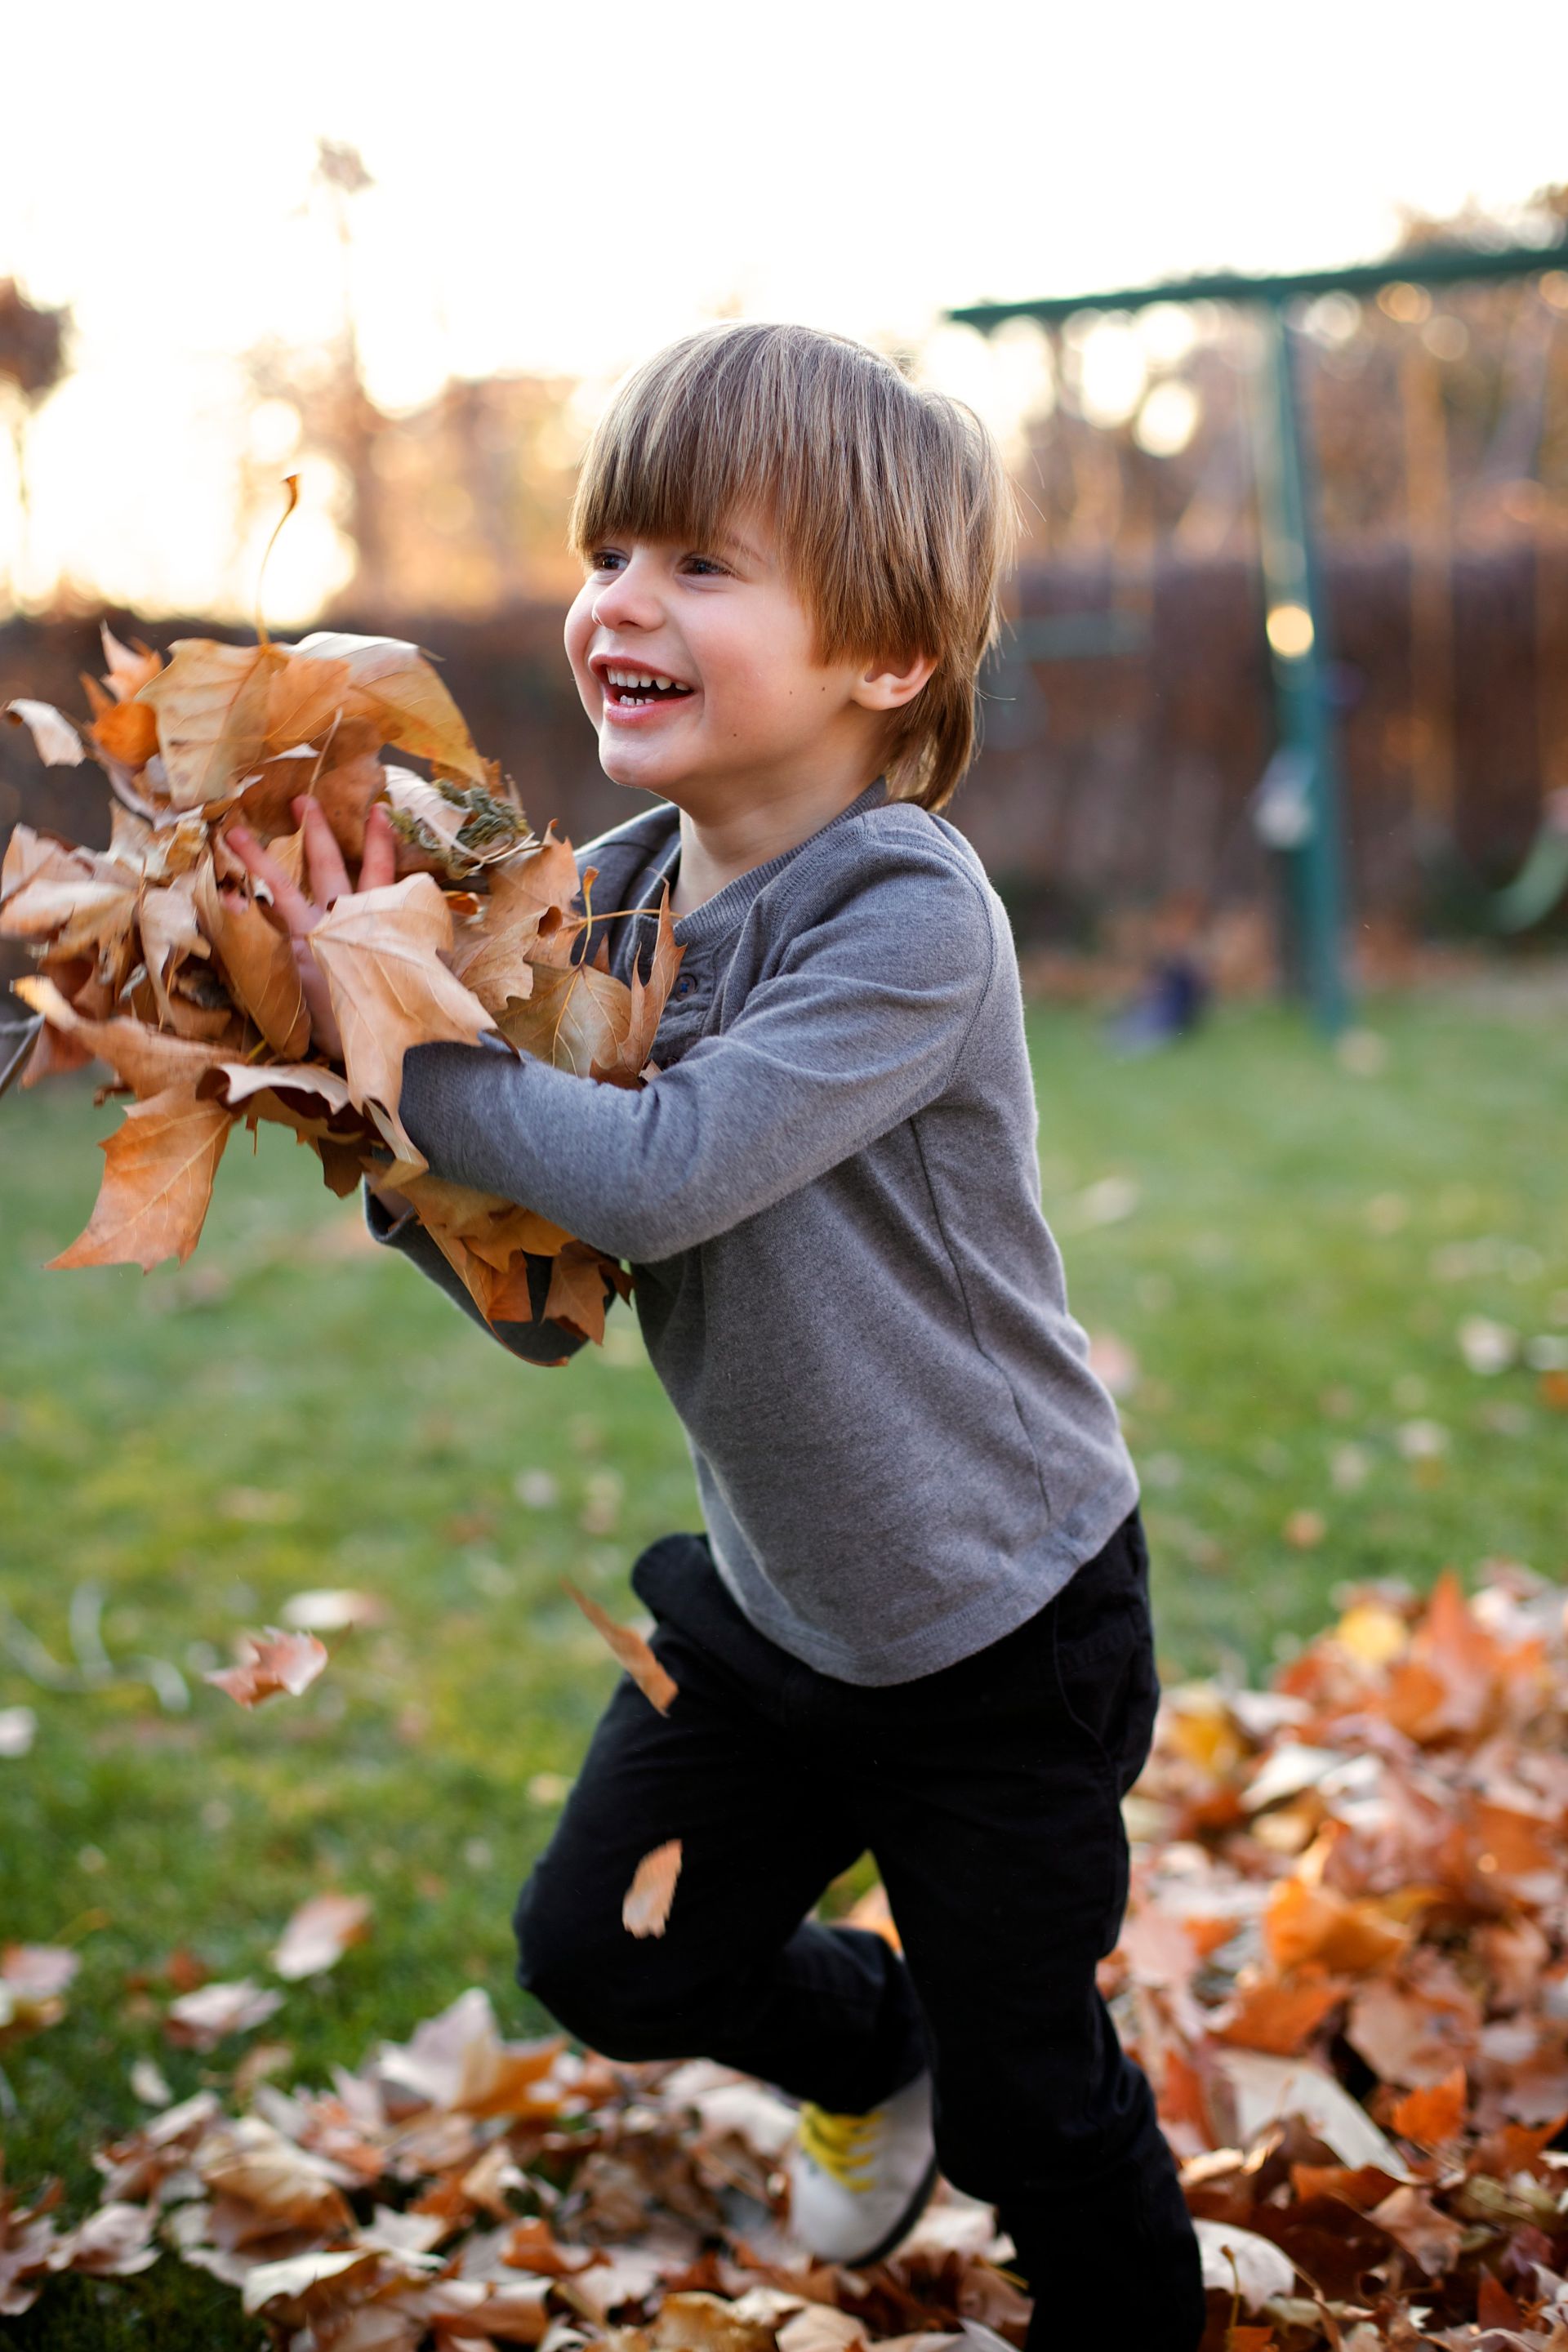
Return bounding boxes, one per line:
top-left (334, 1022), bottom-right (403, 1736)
top-left (950, 237), bottom-right (1568, 331)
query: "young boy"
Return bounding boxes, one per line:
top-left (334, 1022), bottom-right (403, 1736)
top-left (239, 322), bottom-right (1205, 2348)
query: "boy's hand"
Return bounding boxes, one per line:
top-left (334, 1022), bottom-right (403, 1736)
top-left (227, 798), bottom-right (397, 1064)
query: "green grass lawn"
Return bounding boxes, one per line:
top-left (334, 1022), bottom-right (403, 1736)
top-left (2, 986), bottom-right (1565, 2345)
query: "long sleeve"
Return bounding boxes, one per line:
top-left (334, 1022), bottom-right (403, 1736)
top-left (361, 1183), bottom-right (593, 1366)
top-left (394, 836), bottom-right (996, 1264)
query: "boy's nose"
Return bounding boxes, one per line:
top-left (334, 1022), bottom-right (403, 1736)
top-left (590, 560), bottom-right (663, 632)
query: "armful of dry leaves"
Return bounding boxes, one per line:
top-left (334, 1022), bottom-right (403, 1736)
top-left (2, 624), bottom-right (684, 1352)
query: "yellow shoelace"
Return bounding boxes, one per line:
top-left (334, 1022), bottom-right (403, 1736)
top-left (797, 2103), bottom-right (879, 2189)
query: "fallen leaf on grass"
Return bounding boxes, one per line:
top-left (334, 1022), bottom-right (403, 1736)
top-left (0, 1706), bottom-right (36, 1757)
top-left (1214, 2050), bottom-right (1412, 2178)
top-left (58, 2201), bottom-right (159, 2277)
top-left (0, 1944), bottom-right (79, 2042)
top-left (205, 1628), bottom-right (327, 1708)
top-left (165, 1979), bottom-right (284, 2051)
top-left (623, 1841), bottom-right (682, 1940)
top-left (565, 1584), bottom-right (678, 1713)
top-left (271, 1893), bottom-right (372, 1982)
top-left (130, 2057), bottom-right (172, 2106)
top-left (1192, 2217), bottom-right (1295, 2310)
top-left (279, 1588), bottom-right (385, 1633)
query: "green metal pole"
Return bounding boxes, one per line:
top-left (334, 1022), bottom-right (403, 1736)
top-left (1247, 305), bottom-right (1351, 1035)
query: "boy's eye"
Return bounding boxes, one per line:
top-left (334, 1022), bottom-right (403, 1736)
top-left (589, 550), bottom-right (624, 572)
top-left (682, 555), bottom-right (726, 577)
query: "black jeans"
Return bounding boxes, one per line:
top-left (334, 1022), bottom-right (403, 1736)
top-left (513, 1512), bottom-right (1205, 2351)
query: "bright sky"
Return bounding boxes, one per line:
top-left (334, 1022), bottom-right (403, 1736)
top-left (3, 0), bottom-right (1566, 617)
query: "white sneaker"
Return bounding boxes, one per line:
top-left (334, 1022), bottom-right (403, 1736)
top-left (787, 2072), bottom-right (939, 2265)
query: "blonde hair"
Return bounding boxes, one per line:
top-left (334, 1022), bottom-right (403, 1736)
top-left (570, 323), bottom-right (1013, 811)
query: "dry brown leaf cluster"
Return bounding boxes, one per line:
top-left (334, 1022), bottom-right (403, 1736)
top-left (3, 623), bottom-right (685, 1350)
top-left (17, 1563), bottom-right (1568, 2345)
top-left (1, 1984), bottom-right (1025, 2347)
top-left (1105, 1563), bottom-right (1568, 2348)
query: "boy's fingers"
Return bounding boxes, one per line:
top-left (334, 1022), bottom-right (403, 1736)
top-left (294, 797), bottom-right (353, 908)
top-left (228, 825), bottom-right (318, 936)
top-left (359, 802), bottom-right (397, 893)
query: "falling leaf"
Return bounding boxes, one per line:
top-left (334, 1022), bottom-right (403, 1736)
top-left (623, 1840), bottom-right (683, 1940)
top-left (271, 1893), bottom-right (372, 1982)
top-left (305, 873), bottom-right (495, 1158)
top-left (49, 1085), bottom-right (234, 1272)
top-left (564, 1583), bottom-right (678, 1713)
top-left (4, 697), bottom-right (85, 764)
top-left (164, 1978), bottom-right (285, 2051)
top-left (204, 1628), bottom-right (327, 1708)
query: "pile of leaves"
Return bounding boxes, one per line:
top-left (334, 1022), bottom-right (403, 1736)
top-left (15, 1566), bottom-right (1568, 2346)
top-left (2, 623), bottom-right (683, 1348)
top-left (0, 1984), bottom-right (1028, 2350)
top-left (1111, 1562), bottom-right (1568, 2348)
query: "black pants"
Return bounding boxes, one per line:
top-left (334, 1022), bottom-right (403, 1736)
top-left (513, 1512), bottom-right (1205, 2351)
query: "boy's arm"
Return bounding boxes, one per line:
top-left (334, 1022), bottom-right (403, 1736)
top-left (362, 1184), bottom-right (595, 1366)
top-left (394, 837), bottom-right (996, 1263)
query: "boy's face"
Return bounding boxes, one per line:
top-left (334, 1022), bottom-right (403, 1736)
top-left (564, 511), bottom-right (888, 813)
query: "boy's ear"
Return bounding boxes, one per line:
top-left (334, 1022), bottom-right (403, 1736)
top-left (851, 649), bottom-right (938, 714)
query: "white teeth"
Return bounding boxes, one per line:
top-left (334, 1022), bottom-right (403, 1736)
top-left (604, 666), bottom-right (692, 693)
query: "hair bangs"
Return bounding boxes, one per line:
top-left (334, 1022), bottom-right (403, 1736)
top-left (570, 323), bottom-right (1013, 810)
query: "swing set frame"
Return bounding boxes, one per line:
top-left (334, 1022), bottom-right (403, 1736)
top-left (951, 232), bottom-right (1568, 1034)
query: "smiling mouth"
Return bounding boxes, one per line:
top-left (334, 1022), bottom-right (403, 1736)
top-left (599, 665), bottom-right (696, 709)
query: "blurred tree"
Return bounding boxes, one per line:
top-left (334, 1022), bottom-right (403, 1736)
top-left (0, 280), bottom-right (70, 608)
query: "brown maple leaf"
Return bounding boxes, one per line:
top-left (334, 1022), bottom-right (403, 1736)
top-left (305, 874), bottom-right (495, 1165)
top-left (622, 1841), bottom-right (682, 1940)
top-left (163, 1979), bottom-right (286, 2051)
top-left (49, 1085), bottom-right (234, 1271)
top-left (546, 1245), bottom-right (615, 1344)
top-left (292, 631), bottom-right (488, 786)
top-left (204, 1628), bottom-right (328, 1708)
top-left (497, 957), bottom-right (631, 1078)
top-left (136, 640), bottom-right (289, 808)
top-left (564, 1583), bottom-right (678, 1714)
top-left (591, 889), bottom-right (683, 1086)
top-left (14, 969), bottom-right (239, 1096)
top-left (192, 859), bottom-right (310, 1058)
top-left (270, 1894), bottom-right (372, 1983)
top-left (4, 697), bottom-right (85, 765)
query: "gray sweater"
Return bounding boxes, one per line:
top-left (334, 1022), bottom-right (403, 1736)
top-left (369, 779), bottom-right (1138, 1686)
